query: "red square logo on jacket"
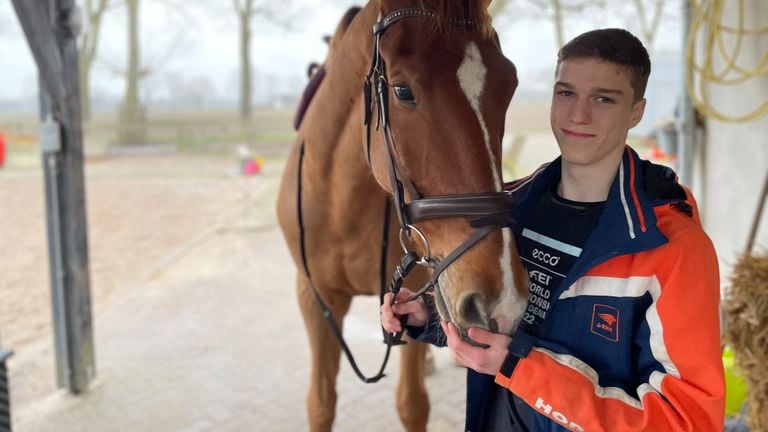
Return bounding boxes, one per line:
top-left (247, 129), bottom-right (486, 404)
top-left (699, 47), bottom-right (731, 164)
top-left (591, 304), bottom-right (619, 342)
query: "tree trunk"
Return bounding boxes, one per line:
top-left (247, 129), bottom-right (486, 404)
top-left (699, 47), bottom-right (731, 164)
top-left (551, 0), bottom-right (565, 48)
top-left (78, 0), bottom-right (108, 123)
top-left (79, 56), bottom-right (92, 121)
top-left (118, 0), bottom-right (146, 146)
top-left (633, 0), bottom-right (665, 53)
top-left (238, 2), bottom-right (252, 119)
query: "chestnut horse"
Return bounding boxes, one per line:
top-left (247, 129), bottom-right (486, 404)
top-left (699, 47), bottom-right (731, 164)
top-left (277, 1), bottom-right (528, 431)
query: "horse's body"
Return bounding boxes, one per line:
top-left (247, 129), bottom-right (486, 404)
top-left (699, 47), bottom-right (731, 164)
top-left (277, 2), bottom-right (528, 431)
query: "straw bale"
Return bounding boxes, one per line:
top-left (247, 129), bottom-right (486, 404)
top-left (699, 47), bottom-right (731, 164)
top-left (724, 252), bottom-right (768, 431)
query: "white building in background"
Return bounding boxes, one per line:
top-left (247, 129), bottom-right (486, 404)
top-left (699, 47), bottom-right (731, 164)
top-left (688, 0), bottom-right (768, 280)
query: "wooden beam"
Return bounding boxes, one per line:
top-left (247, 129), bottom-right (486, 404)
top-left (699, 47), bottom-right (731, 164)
top-left (10, 0), bottom-right (69, 122)
top-left (11, 0), bottom-right (95, 393)
top-left (0, 349), bottom-right (11, 431)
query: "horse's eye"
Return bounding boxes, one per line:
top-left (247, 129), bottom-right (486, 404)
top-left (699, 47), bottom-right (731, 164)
top-left (393, 84), bottom-right (416, 104)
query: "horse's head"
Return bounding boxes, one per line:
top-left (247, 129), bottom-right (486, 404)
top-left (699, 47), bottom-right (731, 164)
top-left (364, 1), bottom-right (528, 339)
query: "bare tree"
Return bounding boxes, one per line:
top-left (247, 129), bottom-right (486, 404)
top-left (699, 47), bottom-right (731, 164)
top-left (552, 0), bottom-right (565, 49)
top-left (79, 0), bottom-right (109, 122)
top-left (234, 0), bottom-right (253, 119)
top-left (632, 0), bottom-right (666, 52)
top-left (117, 0), bottom-right (146, 146)
top-left (531, 0), bottom-right (605, 47)
top-left (232, 0), bottom-right (292, 119)
top-left (96, 1), bottom-right (190, 99)
top-left (490, 0), bottom-right (604, 48)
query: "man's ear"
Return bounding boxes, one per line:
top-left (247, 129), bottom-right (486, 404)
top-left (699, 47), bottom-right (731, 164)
top-left (629, 98), bottom-right (647, 129)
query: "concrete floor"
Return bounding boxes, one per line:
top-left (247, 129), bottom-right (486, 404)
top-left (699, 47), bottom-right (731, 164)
top-left (8, 205), bottom-right (466, 432)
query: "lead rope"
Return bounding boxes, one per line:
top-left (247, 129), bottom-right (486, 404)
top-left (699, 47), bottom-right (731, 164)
top-left (385, 251), bottom-right (421, 345)
top-left (297, 140), bottom-right (395, 383)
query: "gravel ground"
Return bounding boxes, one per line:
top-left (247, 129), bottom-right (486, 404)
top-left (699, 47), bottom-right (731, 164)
top-left (0, 152), bottom-right (281, 355)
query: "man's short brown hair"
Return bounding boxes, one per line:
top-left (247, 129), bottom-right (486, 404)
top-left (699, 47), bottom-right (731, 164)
top-left (558, 28), bottom-right (651, 101)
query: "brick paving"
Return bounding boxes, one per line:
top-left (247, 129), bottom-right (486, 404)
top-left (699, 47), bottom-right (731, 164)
top-left (2, 123), bottom-right (566, 432)
top-left (8, 195), bottom-right (466, 431)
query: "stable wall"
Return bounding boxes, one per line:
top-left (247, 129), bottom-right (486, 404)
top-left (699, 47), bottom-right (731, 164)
top-left (692, 0), bottom-right (768, 281)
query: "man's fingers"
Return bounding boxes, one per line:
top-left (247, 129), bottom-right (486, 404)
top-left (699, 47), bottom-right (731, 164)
top-left (383, 292), bottom-right (395, 307)
top-left (441, 321), bottom-right (471, 366)
top-left (441, 321), bottom-right (461, 344)
top-left (467, 327), bottom-right (508, 347)
top-left (392, 301), bottom-right (418, 316)
top-left (394, 288), bottom-right (416, 303)
top-left (382, 314), bottom-right (402, 333)
top-left (380, 292), bottom-right (401, 333)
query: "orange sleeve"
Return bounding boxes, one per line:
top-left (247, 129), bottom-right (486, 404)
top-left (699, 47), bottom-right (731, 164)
top-left (495, 223), bottom-right (725, 431)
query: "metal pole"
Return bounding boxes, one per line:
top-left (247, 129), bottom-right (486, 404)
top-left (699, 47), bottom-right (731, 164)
top-left (745, 173), bottom-right (768, 255)
top-left (677, 0), bottom-right (696, 188)
top-left (39, 91), bottom-right (71, 389)
top-left (0, 348), bottom-right (12, 432)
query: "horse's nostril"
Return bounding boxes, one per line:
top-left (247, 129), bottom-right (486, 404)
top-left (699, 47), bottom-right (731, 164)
top-left (488, 318), bottom-right (499, 333)
top-left (459, 293), bottom-right (486, 327)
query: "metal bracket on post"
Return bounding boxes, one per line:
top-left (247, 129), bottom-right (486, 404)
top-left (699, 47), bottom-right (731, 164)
top-left (40, 116), bottom-right (61, 154)
top-left (0, 347), bottom-right (13, 432)
top-left (39, 110), bottom-right (71, 391)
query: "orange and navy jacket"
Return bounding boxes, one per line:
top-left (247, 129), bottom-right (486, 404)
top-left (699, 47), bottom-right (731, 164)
top-left (410, 146), bottom-right (725, 431)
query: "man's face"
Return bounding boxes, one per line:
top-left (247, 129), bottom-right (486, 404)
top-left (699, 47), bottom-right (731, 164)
top-left (550, 57), bottom-right (646, 169)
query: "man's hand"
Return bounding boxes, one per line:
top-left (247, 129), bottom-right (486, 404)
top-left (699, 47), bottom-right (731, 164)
top-left (441, 321), bottom-right (512, 376)
top-left (381, 288), bottom-right (428, 333)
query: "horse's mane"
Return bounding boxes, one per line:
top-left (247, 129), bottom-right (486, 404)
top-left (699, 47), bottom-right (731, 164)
top-left (339, 6), bottom-right (362, 30)
top-left (418, 0), bottom-right (494, 38)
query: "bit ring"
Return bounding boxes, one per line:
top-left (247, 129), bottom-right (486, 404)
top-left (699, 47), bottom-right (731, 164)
top-left (399, 224), bottom-right (430, 262)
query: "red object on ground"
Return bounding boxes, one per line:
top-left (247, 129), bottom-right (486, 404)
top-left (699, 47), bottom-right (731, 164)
top-left (0, 132), bottom-right (6, 168)
top-left (243, 159), bottom-right (262, 176)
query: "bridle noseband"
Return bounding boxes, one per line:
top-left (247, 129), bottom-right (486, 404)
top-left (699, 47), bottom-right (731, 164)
top-left (362, 8), bottom-right (515, 337)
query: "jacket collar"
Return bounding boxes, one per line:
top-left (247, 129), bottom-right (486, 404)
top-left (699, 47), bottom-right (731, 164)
top-left (509, 146), bottom-right (669, 290)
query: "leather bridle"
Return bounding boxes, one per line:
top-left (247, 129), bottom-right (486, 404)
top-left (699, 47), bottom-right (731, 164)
top-left (296, 6), bottom-right (515, 385)
top-left (362, 8), bottom-right (515, 339)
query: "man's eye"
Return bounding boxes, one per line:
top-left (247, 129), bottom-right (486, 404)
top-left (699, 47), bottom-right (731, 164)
top-left (557, 90), bottom-right (574, 97)
top-left (596, 96), bottom-right (615, 104)
top-left (393, 85), bottom-right (417, 104)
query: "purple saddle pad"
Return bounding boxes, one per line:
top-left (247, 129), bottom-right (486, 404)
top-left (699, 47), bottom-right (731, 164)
top-left (293, 64), bottom-right (327, 131)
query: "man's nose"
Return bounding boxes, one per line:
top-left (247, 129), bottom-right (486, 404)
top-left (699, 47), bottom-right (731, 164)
top-left (569, 97), bottom-right (591, 124)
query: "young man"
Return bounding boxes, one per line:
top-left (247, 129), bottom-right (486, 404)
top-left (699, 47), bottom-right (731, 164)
top-left (381, 29), bottom-right (725, 431)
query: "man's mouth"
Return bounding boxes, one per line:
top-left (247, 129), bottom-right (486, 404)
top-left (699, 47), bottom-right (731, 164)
top-left (562, 128), bottom-right (596, 139)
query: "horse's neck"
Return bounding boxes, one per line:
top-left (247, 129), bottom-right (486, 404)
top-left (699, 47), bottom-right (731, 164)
top-left (301, 4), bottom-right (377, 183)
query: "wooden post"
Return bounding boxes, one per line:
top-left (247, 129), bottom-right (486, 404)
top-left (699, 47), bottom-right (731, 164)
top-left (0, 348), bottom-right (11, 431)
top-left (11, 0), bottom-right (96, 393)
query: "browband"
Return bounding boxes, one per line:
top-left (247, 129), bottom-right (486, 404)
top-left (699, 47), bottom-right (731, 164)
top-left (372, 7), bottom-right (474, 36)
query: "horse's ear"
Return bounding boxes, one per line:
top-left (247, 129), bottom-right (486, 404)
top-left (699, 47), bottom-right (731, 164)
top-left (481, 0), bottom-right (493, 9)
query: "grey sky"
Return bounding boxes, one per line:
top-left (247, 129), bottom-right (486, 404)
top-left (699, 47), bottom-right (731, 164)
top-left (0, 0), bottom-right (682, 120)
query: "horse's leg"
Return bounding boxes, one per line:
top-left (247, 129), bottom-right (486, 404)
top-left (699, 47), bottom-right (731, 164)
top-left (297, 275), bottom-right (351, 432)
top-left (396, 338), bottom-right (430, 432)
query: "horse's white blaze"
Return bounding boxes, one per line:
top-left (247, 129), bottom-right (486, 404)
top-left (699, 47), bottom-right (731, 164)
top-left (457, 42), bottom-right (521, 333)
top-left (457, 42), bottom-right (498, 187)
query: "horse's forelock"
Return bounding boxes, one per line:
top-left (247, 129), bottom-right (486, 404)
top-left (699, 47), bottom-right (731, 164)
top-left (418, 0), bottom-right (494, 38)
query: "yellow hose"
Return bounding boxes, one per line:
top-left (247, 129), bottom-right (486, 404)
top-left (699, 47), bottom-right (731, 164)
top-left (686, 0), bottom-right (767, 122)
